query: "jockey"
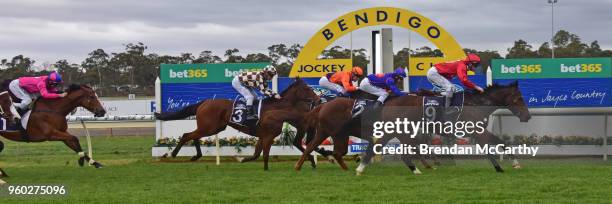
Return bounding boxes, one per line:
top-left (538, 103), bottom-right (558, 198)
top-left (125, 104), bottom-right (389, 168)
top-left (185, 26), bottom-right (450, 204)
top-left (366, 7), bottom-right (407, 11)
top-left (359, 68), bottom-right (407, 108)
top-left (9, 71), bottom-right (67, 117)
top-left (319, 66), bottom-right (363, 96)
top-left (231, 65), bottom-right (281, 120)
top-left (427, 53), bottom-right (484, 110)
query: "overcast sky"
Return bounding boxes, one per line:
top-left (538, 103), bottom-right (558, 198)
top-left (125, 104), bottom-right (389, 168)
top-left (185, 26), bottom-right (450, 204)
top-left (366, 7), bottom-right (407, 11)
top-left (1, 0), bottom-right (611, 66)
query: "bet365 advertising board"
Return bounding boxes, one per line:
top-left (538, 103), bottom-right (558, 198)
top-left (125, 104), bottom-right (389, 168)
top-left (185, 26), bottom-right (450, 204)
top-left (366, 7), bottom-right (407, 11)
top-left (159, 63), bottom-right (270, 112)
top-left (491, 58), bottom-right (612, 107)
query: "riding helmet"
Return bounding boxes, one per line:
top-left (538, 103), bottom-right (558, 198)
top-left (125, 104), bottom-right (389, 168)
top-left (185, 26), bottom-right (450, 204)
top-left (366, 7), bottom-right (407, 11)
top-left (351, 66), bottom-right (364, 77)
top-left (263, 65), bottom-right (277, 76)
top-left (47, 71), bottom-right (63, 85)
top-left (394, 68), bottom-right (407, 78)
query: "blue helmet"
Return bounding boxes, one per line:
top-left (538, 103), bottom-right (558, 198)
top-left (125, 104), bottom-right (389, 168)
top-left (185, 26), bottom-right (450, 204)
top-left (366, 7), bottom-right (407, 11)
top-left (394, 68), bottom-right (407, 78)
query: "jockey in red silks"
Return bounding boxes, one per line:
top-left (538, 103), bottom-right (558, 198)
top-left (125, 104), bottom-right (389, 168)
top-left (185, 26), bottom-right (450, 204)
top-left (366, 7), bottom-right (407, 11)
top-left (9, 71), bottom-right (67, 117)
top-left (426, 53), bottom-right (484, 109)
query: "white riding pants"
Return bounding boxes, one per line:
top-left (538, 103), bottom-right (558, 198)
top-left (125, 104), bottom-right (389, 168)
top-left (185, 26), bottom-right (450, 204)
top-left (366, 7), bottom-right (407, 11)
top-left (232, 77), bottom-right (257, 106)
top-left (359, 78), bottom-right (388, 103)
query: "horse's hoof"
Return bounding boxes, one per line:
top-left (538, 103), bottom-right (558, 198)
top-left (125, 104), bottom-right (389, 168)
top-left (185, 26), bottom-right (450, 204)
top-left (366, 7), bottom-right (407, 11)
top-left (412, 168), bottom-right (422, 175)
top-left (93, 162), bottom-right (104, 169)
top-left (190, 156), bottom-right (201, 162)
top-left (0, 169), bottom-right (8, 178)
top-left (495, 167), bottom-right (504, 173)
top-left (356, 171), bottom-right (363, 176)
top-left (326, 155), bottom-right (336, 164)
top-left (0, 179), bottom-right (6, 186)
top-left (294, 165), bottom-right (302, 171)
top-left (78, 157), bottom-right (85, 167)
top-left (512, 164), bottom-right (522, 169)
top-left (235, 156), bottom-right (245, 163)
top-left (161, 153), bottom-right (168, 158)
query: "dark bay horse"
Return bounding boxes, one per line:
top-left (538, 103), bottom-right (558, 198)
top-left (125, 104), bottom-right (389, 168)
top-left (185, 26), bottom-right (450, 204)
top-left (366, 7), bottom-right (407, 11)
top-left (0, 84), bottom-right (107, 168)
top-left (0, 91), bottom-right (19, 126)
top-left (155, 78), bottom-right (320, 170)
top-left (0, 91), bottom-right (18, 179)
top-left (296, 82), bottom-right (531, 175)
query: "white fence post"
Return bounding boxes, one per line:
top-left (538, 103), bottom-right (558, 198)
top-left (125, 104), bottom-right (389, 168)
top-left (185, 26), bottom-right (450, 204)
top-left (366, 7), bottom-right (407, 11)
top-left (604, 114), bottom-right (608, 161)
top-left (486, 66), bottom-right (493, 86)
top-left (155, 77), bottom-right (162, 142)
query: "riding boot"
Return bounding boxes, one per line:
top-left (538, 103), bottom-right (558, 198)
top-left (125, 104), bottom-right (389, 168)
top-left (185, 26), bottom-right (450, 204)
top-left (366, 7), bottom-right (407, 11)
top-left (373, 101), bottom-right (383, 109)
top-left (444, 95), bottom-right (459, 115)
top-left (246, 105), bottom-right (257, 120)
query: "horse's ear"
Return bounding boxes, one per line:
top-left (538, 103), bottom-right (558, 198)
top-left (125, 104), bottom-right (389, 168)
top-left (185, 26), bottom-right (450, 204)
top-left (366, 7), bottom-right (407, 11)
top-left (67, 84), bottom-right (81, 92)
top-left (510, 80), bottom-right (519, 87)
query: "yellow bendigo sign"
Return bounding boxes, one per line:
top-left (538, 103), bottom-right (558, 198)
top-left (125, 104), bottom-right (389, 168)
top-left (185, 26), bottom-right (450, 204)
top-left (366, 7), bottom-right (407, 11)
top-left (290, 7), bottom-right (466, 77)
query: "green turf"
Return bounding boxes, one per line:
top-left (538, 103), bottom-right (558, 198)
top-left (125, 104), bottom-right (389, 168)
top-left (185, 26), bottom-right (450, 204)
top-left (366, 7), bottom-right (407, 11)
top-left (0, 136), bottom-right (611, 203)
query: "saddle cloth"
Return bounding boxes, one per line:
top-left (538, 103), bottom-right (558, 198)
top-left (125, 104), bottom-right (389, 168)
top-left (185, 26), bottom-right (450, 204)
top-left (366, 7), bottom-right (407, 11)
top-left (351, 99), bottom-right (376, 117)
top-left (230, 97), bottom-right (262, 125)
top-left (0, 118), bottom-right (16, 131)
top-left (422, 92), bottom-right (464, 122)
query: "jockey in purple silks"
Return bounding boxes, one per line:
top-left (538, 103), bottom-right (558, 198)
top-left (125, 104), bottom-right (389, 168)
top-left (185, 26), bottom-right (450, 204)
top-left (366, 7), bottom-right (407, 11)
top-left (359, 68), bottom-right (407, 108)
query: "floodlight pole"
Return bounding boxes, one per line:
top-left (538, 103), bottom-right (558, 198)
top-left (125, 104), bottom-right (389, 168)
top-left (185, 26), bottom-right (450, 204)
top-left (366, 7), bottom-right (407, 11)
top-left (548, 0), bottom-right (557, 58)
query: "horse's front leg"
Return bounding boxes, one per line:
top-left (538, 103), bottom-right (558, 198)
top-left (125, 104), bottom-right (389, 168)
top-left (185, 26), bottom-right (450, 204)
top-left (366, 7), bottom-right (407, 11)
top-left (475, 132), bottom-right (504, 173)
top-left (51, 130), bottom-right (103, 168)
top-left (485, 130), bottom-right (521, 169)
top-left (237, 138), bottom-right (263, 163)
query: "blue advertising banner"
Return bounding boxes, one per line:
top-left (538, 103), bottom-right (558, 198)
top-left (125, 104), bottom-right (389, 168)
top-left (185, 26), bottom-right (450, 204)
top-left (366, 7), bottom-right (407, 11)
top-left (491, 58), bottom-right (612, 107)
top-left (494, 78), bottom-right (611, 108)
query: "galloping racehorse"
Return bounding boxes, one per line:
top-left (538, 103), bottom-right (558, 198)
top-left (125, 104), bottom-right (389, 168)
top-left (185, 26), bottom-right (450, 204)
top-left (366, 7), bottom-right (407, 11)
top-left (0, 91), bottom-right (18, 181)
top-left (0, 91), bottom-right (19, 126)
top-left (155, 78), bottom-right (320, 170)
top-left (296, 82), bottom-right (531, 175)
top-left (0, 84), bottom-right (107, 168)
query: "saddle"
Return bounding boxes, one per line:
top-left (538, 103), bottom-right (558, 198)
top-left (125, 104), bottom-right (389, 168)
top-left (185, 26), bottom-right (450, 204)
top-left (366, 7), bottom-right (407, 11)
top-left (351, 99), bottom-right (377, 117)
top-left (230, 97), bottom-right (262, 128)
top-left (422, 92), bottom-right (465, 122)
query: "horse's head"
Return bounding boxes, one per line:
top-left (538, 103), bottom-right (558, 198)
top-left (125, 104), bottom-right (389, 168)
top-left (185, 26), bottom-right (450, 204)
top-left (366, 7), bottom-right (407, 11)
top-left (280, 77), bottom-right (320, 111)
top-left (484, 81), bottom-right (531, 122)
top-left (66, 84), bottom-right (106, 117)
top-left (0, 91), bottom-right (18, 124)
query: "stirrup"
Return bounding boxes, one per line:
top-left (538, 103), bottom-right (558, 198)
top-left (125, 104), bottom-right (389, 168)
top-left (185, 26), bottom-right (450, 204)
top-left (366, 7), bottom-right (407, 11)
top-left (445, 106), bottom-right (460, 115)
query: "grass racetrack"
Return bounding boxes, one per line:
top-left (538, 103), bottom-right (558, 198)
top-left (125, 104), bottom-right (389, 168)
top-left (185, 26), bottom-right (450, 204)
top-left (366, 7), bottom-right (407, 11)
top-left (0, 136), bottom-right (611, 203)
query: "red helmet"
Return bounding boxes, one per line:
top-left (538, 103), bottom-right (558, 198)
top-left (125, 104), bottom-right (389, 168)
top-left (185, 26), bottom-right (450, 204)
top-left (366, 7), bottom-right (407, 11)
top-left (466, 53), bottom-right (481, 64)
top-left (465, 53), bottom-right (481, 70)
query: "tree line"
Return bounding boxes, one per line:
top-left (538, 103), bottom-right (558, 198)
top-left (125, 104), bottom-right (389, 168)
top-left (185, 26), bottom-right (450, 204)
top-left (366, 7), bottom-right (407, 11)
top-left (0, 30), bottom-right (610, 96)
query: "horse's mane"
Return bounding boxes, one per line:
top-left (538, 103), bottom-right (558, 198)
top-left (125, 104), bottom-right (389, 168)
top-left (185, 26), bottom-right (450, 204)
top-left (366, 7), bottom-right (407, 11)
top-left (279, 77), bottom-right (305, 97)
top-left (261, 77), bottom-right (306, 103)
top-left (483, 81), bottom-right (518, 93)
top-left (66, 84), bottom-right (93, 93)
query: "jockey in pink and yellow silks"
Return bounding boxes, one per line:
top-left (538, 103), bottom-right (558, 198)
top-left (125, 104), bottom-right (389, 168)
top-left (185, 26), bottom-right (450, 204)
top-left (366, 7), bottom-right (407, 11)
top-left (9, 71), bottom-right (67, 117)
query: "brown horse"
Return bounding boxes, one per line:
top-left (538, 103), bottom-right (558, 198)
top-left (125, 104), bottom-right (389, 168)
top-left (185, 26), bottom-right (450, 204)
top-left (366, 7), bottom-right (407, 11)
top-left (296, 82), bottom-right (531, 175)
top-left (245, 90), bottom-right (378, 168)
top-left (0, 91), bottom-right (18, 179)
top-left (0, 84), bottom-right (107, 168)
top-left (155, 78), bottom-right (320, 170)
top-left (0, 91), bottom-right (18, 126)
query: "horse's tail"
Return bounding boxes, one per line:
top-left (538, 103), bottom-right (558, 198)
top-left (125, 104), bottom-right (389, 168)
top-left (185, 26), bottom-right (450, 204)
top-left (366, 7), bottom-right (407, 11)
top-left (154, 100), bottom-right (205, 121)
top-left (0, 79), bottom-right (12, 92)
